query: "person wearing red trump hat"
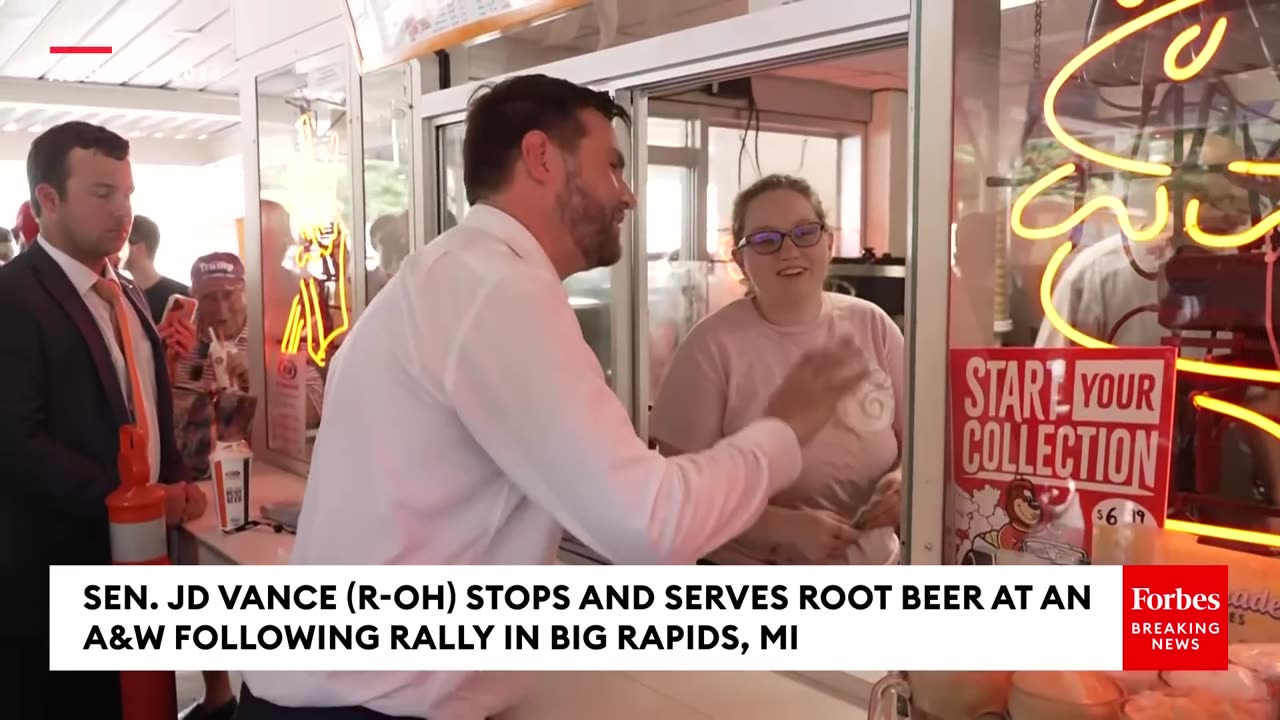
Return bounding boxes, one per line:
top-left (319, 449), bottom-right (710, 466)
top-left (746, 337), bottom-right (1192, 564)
top-left (165, 251), bottom-right (323, 454)
top-left (13, 200), bottom-right (38, 249)
top-left (165, 251), bottom-right (254, 720)
top-left (167, 252), bottom-right (252, 400)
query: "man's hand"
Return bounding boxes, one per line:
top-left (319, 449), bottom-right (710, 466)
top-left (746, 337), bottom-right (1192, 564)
top-left (163, 483), bottom-right (188, 527)
top-left (764, 337), bottom-right (868, 446)
top-left (157, 313), bottom-right (197, 357)
top-left (184, 482), bottom-right (208, 522)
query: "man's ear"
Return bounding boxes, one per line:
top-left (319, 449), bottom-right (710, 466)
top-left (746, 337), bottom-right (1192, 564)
top-left (34, 184), bottom-right (59, 217)
top-left (519, 130), bottom-right (556, 186)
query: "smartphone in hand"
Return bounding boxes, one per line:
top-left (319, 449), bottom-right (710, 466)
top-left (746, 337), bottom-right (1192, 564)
top-left (162, 294), bottom-right (198, 326)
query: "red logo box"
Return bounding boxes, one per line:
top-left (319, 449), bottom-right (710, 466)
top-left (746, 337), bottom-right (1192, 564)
top-left (1122, 565), bottom-right (1228, 671)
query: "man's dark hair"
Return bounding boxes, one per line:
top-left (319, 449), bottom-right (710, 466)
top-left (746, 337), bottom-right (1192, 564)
top-left (26, 121), bottom-right (130, 217)
top-left (462, 74), bottom-right (630, 205)
top-left (129, 214), bottom-right (160, 258)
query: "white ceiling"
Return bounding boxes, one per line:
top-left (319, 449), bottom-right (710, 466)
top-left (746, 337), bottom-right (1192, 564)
top-left (0, 0), bottom-right (238, 90)
top-left (0, 0), bottom-right (241, 162)
top-left (0, 0), bottom-right (906, 165)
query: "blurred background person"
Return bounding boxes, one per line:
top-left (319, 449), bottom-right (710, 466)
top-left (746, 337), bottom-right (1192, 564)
top-left (124, 214), bottom-right (190, 324)
top-left (13, 199), bottom-right (38, 250)
top-left (366, 211), bottom-right (409, 299)
top-left (0, 227), bottom-right (15, 266)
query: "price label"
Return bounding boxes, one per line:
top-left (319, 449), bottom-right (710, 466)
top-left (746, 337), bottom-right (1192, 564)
top-left (1094, 498), bottom-right (1154, 528)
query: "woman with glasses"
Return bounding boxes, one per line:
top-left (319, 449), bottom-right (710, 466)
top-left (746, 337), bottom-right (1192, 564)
top-left (650, 174), bottom-right (905, 565)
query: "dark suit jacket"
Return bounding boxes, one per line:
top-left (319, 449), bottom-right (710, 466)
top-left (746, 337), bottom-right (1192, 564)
top-left (0, 241), bottom-right (187, 639)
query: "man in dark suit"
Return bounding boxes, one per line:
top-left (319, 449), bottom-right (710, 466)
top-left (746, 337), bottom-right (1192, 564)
top-left (0, 121), bottom-right (208, 719)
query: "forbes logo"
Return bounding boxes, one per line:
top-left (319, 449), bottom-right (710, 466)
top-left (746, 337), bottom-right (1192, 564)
top-left (1122, 565), bottom-right (1228, 672)
top-left (1130, 587), bottom-right (1222, 612)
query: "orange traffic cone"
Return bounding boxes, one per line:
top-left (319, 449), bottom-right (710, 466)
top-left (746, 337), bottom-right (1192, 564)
top-left (106, 425), bottom-right (178, 720)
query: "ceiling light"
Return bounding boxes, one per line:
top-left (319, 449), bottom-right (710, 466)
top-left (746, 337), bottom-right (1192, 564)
top-left (27, 124), bottom-right (41, 133)
top-left (152, 132), bottom-right (164, 138)
top-left (197, 134), bottom-right (208, 140)
top-left (2, 123), bottom-right (17, 132)
top-left (175, 133), bottom-right (186, 139)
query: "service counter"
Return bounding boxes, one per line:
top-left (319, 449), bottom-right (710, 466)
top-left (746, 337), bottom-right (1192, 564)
top-left (175, 461), bottom-right (873, 719)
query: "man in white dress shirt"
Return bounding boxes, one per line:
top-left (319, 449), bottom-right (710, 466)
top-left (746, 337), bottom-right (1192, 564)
top-left (239, 75), bottom-right (862, 720)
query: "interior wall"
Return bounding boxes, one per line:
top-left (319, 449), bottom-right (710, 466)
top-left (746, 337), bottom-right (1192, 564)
top-left (865, 88), bottom-right (907, 256)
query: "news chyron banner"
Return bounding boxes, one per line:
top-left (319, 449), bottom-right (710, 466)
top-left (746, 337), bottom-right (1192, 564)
top-left (50, 564), bottom-right (1233, 673)
top-left (949, 347), bottom-right (1177, 567)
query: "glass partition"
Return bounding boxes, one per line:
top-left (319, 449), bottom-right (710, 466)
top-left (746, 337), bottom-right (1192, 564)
top-left (361, 62), bottom-right (415, 304)
top-left (438, 122), bottom-right (467, 231)
top-left (945, 0), bottom-right (1280, 554)
top-left (255, 46), bottom-right (352, 462)
top-left (934, 9), bottom-right (1280, 675)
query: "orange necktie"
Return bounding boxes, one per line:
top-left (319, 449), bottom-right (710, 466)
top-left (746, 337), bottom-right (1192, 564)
top-left (92, 278), bottom-right (149, 450)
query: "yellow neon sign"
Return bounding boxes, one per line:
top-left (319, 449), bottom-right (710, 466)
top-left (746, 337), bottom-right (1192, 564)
top-left (280, 222), bottom-right (351, 368)
top-left (1165, 518), bottom-right (1280, 549)
top-left (1013, 0), bottom-right (1280, 246)
top-left (277, 111), bottom-right (351, 368)
top-left (1015, 0), bottom-right (1280, 547)
top-left (1231, 161), bottom-right (1280, 176)
top-left (1161, 18), bottom-right (1227, 82)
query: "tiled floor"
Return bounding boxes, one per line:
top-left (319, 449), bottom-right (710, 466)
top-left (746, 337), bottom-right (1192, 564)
top-left (176, 670), bottom-right (866, 719)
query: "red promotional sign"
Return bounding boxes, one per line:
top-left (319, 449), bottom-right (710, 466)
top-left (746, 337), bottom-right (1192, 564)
top-left (949, 347), bottom-right (1177, 566)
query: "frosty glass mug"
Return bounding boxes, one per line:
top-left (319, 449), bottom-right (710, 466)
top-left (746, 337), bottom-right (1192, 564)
top-left (867, 671), bottom-right (1011, 720)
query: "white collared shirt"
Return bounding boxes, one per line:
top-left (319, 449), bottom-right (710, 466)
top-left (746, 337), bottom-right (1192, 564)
top-left (243, 205), bottom-right (802, 719)
top-left (1035, 234), bottom-right (1214, 358)
top-left (38, 236), bottom-right (161, 484)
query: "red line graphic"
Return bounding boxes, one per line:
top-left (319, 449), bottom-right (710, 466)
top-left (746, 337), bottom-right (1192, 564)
top-left (50, 46), bottom-right (112, 54)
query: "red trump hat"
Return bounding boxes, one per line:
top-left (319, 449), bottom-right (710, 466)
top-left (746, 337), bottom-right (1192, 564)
top-left (14, 201), bottom-right (38, 248)
top-left (191, 252), bottom-right (246, 294)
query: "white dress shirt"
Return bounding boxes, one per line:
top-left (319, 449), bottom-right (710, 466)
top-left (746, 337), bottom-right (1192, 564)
top-left (39, 236), bottom-right (161, 483)
top-left (243, 205), bottom-right (803, 720)
top-left (1034, 234), bottom-right (1211, 358)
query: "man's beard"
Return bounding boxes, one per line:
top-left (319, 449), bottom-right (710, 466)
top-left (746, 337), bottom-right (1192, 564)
top-left (556, 167), bottom-right (622, 270)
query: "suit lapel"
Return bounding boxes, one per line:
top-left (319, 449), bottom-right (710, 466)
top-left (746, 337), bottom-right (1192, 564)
top-left (26, 243), bottom-right (131, 427)
top-left (119, 277), bottom-right (163, 353)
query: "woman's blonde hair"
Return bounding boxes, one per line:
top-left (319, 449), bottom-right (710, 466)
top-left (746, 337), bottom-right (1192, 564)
top-left (730, 173), bottom-right (830, 242)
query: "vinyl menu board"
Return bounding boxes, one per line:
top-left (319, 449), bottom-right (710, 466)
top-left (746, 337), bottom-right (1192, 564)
top-left (948, 346), bottom-right (1177, 567)
top-left (343, 0), bottom-right (590, 74)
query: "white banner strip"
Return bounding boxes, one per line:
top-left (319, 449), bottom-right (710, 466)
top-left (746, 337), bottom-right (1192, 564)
top-left (50, 564), bottom-right (1124, 672)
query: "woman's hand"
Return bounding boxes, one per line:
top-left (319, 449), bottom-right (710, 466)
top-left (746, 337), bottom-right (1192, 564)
top-left (854, 470), bottom-right (903, 531)
top-left (778, 507), bottom-right (860, 563)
